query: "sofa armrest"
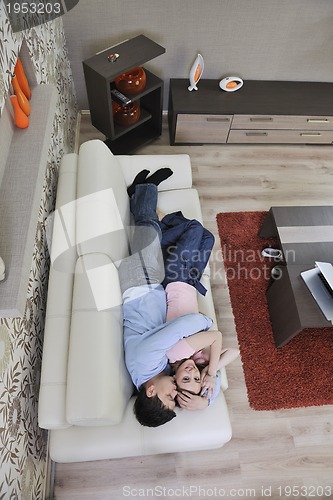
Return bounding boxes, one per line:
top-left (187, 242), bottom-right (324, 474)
top-left (39, 153), bottom-right (78, 430)
top-left (49, 391), bottom-right (232, 462)
top-left (116, 154), bottom-right (192, 191)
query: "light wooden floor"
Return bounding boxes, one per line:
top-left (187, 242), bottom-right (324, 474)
top-left (54, 114), bottom-right (333, 500)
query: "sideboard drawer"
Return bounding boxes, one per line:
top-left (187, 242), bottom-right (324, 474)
top-left (228, 129), bottom-right (333, 144)
top-left (232, 115), bottom-right (333, 130)
top-left (175, 114), bottom-right (232, 143)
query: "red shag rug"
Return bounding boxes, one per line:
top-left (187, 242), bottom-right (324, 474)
top-left (216, 211), bottom-right (333, 411)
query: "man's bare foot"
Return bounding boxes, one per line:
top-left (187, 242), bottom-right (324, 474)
top-left (156, 208), bottom-right (166, 221)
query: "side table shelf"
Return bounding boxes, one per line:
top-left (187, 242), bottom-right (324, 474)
top-left (83, 35), bottom-right (165, 155)
top-left (168, 79), bottom-right (333, 146)
top-left (113, 106), bottom-right (152, 140)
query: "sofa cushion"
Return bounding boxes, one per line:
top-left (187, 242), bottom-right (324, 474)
top-left (76, 140), bottom-right (130, 262)
top-left (49, 153), bottom-right (78, 272)
top-left (66, 253), bottom-right (133, 426)
top-left (157, 187), bottom-right (203, 223)
top-left (117, 154), bottom-right (192, 192)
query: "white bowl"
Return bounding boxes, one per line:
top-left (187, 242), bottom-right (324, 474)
top-left (219, 76), bottom-right (243, 92)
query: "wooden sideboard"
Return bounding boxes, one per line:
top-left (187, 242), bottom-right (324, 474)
top-left (168, 79), bottom-right (333, 145)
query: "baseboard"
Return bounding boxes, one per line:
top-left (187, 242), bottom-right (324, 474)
top-left (79, 109), bottom-right (167, 114)
top-left (74, 110), bottom-right (82, 153)
top-left (76, 109), bottom-right (168, 150)
top-left (45, 460), bottom-right (56, 499)
top-left (42, 432), bottom-right (56, 500)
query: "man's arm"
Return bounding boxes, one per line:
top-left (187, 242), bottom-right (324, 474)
top-left (135, 312), bottom-right (213, 359)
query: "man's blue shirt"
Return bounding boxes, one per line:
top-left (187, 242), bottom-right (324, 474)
top-left (123, 284), bottom-right (213, 389)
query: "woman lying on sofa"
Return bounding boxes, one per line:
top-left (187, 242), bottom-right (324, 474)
top-left (159, 209), bottom-right (239, 411)
top-left (119, 168), bottom-right (238, 427)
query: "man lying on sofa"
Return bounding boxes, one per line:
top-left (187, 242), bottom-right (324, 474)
top-left (118, 168), bottom-right (223, 427)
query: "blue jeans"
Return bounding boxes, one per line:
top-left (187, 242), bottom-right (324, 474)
top-left (118, 184), bottom-right (164, 293)
top-left (160, 212), bottom-right (214, 295)
top-left (118, 184), bottom-right (214, 295)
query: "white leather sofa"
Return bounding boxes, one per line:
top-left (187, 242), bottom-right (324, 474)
top-left (38, 139), bottom-right (232, 463)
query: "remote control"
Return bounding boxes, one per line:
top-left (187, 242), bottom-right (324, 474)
top-left (111, 89), bottom-right (132, 106)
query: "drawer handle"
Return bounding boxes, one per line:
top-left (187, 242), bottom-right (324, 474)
top-left (249, 117), bottom-right (273, 122)
top-left (300, 133), bottom-right (322, 137)
top-left (245, 132), bottom-right (268, 136)
top-left (206, 117), bottom-right (230, 122)
top-left (307, 119), bottom-right (329, 123)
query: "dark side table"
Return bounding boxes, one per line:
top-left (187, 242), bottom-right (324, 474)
top-left (259, 206), bottom-right (333, 347)
top-left (83, 35), bottom-right (165, 154)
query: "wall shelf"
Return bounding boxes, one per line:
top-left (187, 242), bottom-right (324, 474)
top-left (0, 84), bottom-right (57, 317)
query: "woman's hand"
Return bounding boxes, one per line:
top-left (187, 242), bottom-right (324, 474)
top-left (200, 366), bottom-right (216, 398)
top-left (176, 391), bottom-right (209, 410)
top-left (192, 346), bottom-right (210, 365)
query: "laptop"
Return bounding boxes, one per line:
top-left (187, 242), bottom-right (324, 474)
top-left (301, 261), bottom-right (333, 320)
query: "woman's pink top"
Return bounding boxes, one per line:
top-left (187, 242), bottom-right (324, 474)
top-left (165, 282), bottom-right (199, 321)
top-left (166, 282), bottom-right (198, 362)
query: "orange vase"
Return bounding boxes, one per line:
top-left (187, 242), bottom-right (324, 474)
top-left (115, 67), bottom-right (147, 95)
top-left (12, 74), bottom-right (31, 116)
top-left (10, 95), bottom-right (29, 129)
top-left (14, 58), bottom-right (31, 100)
top-left (112, 100), bottom-right (141, 126)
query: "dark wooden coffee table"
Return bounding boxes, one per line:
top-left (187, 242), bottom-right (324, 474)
top-left (259, 206), bottom-right (333, 347)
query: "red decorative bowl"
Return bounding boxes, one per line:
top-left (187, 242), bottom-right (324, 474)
top-left (112, 100), bottom-right (141, 126)
top-left (115, 67), bottom-right (147, 95)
